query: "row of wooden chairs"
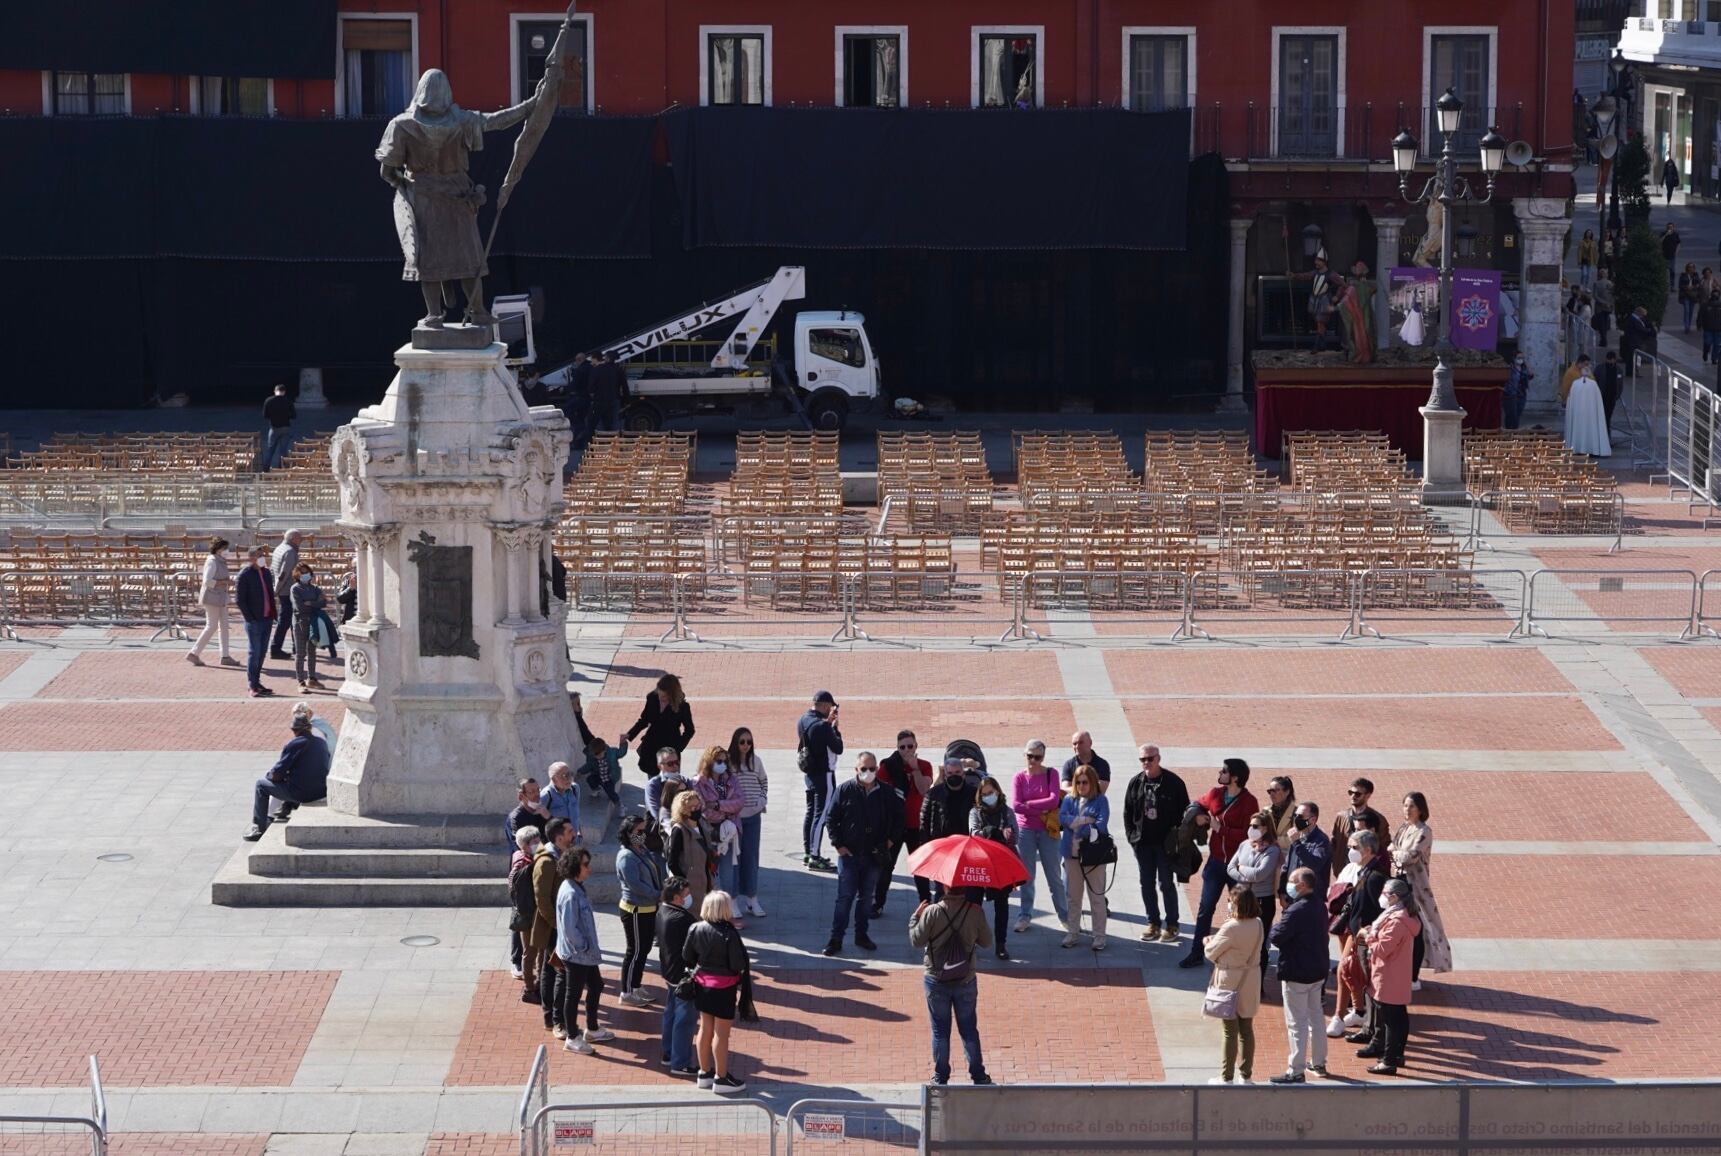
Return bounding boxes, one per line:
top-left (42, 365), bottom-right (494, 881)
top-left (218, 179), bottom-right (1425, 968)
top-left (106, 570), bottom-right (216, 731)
top-left (1143, 430), bottom-right (1275, 495)
top-left (877, 432), bottom-right (995, 532)
top-left (740, 535), bottom-right (955, 608)
top-left (566, 432), bottom-right (695, 515)
top-left (271, 433), bottom-right (337, 473)
top-left (728, 431), bottom-right (844, 516)
top-left (7, 432), bottom-right (259, 474)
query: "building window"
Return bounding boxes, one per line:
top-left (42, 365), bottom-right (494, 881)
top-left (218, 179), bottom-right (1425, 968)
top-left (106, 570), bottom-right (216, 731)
top-left (842, 34), bottom-right (901, 108)
top-left (1128, 35), bottom-right (1188, 112)
top-left (52, 71), bottom-right (125, 116)
top-left (342, 18), bottom-right (413, 117)
top-left (979, 34), bottom-right (1037, 108)
top-left (708, 33), bottom-right (765, 105)
top-left (1430, 33), bottom-right (1490, 152)
top-left (198, 77), bottom-right (270, 117)
top-left (515, 18), bottom-right (588, 109)
top-left (1278, 34), bottom-right (1339, 157)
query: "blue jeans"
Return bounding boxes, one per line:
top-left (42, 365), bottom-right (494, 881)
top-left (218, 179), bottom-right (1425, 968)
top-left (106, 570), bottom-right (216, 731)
top-left (1504, 389), bottom-right (1526, 430)
top-left (737, 813), bottom-right (762, 898)
top-left (661, 992), bottom-right (697, 1068)
top-left (1190, 852), bottom-right (1232, 946)
top-left (244, 620), bottom-right (272, 689)
top-left (831, 852), bottom-right (881, 942)
top-left (262, 427), bottom-right (290, 471)
top-left (717, 851), bottom-right (739, 898)
top-left (923, 973), bottom-right (986, 1083)
top-left (1683, 299), bottom-right (1697, 330)
top-left (1134, 839), bottom-right (1179, 925)
top-left (1016, 828), bottom-right (1068, 922)
top-left (251, 774), bottom-right (324, 830)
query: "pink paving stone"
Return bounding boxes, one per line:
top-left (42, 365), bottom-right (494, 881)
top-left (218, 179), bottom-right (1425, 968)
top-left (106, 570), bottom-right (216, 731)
top-left (1639, 645), bottom-right (1721, 699)
top-left (599, 651), bottom-right (1064, 702)
top-left (1532, 545), bottom-right (1721, 574)
top-left (0, 700), bottom-right (345, 751)
top-left (36, 650), bottom-right (320, 700)
top-left (1105, 648), bottom-right (1571, 696)
top-left (1123, 695), bottom-right (1620, 751)
top-left (0, 653), bottom-right (27, 681)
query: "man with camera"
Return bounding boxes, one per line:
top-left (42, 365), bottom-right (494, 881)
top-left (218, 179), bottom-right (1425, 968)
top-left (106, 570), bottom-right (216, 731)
top-left (822, 751), bottom-right (904, 957)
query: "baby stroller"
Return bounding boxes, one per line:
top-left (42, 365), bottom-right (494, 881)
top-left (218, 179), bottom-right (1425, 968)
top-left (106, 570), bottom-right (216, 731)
top-left (943, 739), bottom-right (986, 779)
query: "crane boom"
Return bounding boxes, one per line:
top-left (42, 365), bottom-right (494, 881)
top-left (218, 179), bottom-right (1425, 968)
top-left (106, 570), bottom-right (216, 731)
top-left (539, 266), bottom-right (807, 387)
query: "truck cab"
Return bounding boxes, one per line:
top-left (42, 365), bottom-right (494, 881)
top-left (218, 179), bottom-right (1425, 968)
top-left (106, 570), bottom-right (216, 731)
top-left (793, 310), bottom-right (880, 431)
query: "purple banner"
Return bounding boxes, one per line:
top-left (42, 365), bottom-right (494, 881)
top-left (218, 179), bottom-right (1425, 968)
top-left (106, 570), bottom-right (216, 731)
top-left (1451, 268), bottom-right (1502, 351)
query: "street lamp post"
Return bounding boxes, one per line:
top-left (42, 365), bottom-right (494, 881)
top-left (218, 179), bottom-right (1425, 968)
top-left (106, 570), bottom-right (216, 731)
top-left (1603, 49), bottom-right (1629, 236)
top-left (1391, 88), bottom-right (1505, 502)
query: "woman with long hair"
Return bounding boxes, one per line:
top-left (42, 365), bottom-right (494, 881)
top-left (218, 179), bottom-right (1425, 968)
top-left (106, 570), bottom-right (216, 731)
top-left (615, 814), bottom-right (664, 1007)
top-left (692, 744), bottom-right (744, 916)
top-left (187, 537), bottom-right (237, 667)
top-left (968, 775), bottom-right (1018, 960)
top-left (728, 727), bottom-right (769, 918)
top-left (552, 847), bottom-right (614, 1055)
top-left (667, 788), bottom-right (715, 907)
top-left (625, 673), bottom-right (696, 776)
top-left (1058, 766), bottom-right (1111, 951)
top-left (1205, 884), bottom-right (1263, 1085)
top-left (1390, 791), bottom-right (1451, 988)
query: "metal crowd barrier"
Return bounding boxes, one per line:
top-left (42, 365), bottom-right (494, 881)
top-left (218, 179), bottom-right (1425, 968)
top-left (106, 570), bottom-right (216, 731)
top-left (1693, 568), bottom-right (1720, 640)
top-left (1353, 568), bottom-right (1531, 640)
top-left (527, 1098), bottom-right (776, 1155)
top-left (0, 474), bottom-right (340, 530)
top-left (782, 1098), bottom-right (920, 1155)
top-left (1525, 568), bottom-right (1700, 640)
top-left (0, 1054), bottom-right (105, 1155)
top-left (0, 569), bottom-right (188, 641)
top-left (1637, 349), bottom-right (1721, 520)
top-left (1467, 488), bottom-right (1623, 553)
top-left (516, 1045), bottom-right (549, 1156)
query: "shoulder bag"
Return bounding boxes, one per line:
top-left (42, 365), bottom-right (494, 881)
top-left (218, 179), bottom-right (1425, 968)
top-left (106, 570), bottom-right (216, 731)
top-left (1201, 985), bottom-right (1238, 1019)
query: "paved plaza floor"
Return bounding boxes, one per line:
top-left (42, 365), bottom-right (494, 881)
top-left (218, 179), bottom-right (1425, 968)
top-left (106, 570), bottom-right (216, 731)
top-left (2, 483), bottom-right (1720, 1155)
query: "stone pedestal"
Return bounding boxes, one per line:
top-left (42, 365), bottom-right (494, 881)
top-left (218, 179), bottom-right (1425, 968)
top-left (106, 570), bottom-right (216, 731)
top-left (1513, 198), bottom-right (1572, 421)
top-left (1221, 217), bottom-right (1253, 413)
top-left (1420, 404), bottom-right (1469, 505)
top-left (297, 367), bottom-right (328, 409)
top-left (326, 340), bottom-right (577, 816)
top-left (1373, 218), bottom-right (1405, 352)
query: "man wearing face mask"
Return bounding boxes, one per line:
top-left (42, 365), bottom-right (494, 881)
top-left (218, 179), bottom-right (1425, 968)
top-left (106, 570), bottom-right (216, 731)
top-left (1282, 801), bottom-right (1331, 898)
top-left (1123, 744), bottom-right (1189, 943)
top-left (654, 876), bottom-right (699, 1075)
top-left (1180, 759), bottom-right (1259, 969)
top-left (823, 753), bottom-right (904, 956)
top-left (919, 758), bottom-right (981, 900)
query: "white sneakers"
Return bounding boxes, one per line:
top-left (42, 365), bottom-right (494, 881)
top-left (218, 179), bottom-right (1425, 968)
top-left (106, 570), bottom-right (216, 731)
top-left (1013, 915), bottom-right (1031, 933)
top-left (1342, 1009), bottom-right (1367, 1029)
top-left (745, 897), bottom-right (767, 918)
top-left (509, 965), bottom-right (524, 981)
top-left (564, 1034), bottom-right (595, 1055)
top-left (618, 990), bottom-right (651, 1007)
top-left (1325, 1016), bottom-right (1346, 1038)
top-left (585, 1028), bottom-right (615, 1042)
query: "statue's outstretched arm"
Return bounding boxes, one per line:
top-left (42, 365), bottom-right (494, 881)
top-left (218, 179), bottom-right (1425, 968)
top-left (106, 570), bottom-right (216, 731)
top-left (482, 95), bottom-right (538, 133)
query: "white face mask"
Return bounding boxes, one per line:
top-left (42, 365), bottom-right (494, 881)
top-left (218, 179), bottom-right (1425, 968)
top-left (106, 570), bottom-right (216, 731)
top-left (1348, 848), bottom-right (1363, 865)
top-left (679, 893), bottom-right (693, 909)
top-left (298, 574), bottom-right (312, 584)
top-left (714, 762), bottom-right (728, 776)
top-left (981, 793), bottom-right (999, 807)
top-left (858, 770), bottom-right (876, 785)
top-left (1249, 827), bottom-right (1267, 843)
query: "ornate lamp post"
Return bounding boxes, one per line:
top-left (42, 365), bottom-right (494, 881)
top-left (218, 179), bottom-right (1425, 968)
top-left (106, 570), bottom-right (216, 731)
top-left (1390, 88), bottom-right (1505, 501)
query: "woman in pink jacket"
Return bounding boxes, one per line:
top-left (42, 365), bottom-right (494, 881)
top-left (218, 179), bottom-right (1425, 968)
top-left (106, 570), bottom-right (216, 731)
top-left (1010, 739), bottom-right (1068, 932)
top-left (1357, 877), bottom-right (1421, 1076)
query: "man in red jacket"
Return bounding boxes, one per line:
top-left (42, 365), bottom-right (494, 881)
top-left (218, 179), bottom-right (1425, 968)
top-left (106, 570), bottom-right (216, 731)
top-left (1178, 758), bottom-right (1260, 968)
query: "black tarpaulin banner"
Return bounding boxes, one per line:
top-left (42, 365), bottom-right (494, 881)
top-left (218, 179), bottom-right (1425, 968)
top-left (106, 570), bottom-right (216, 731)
top-left (0, 115), bottom-right (657, 262)
top-left (664, 106), bottom-right (1190, 251)
top-left (0, 0), bottom-right (339, 79)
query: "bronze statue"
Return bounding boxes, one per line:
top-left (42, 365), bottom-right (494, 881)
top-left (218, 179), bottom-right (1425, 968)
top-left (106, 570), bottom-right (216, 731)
top-left (376, 70), bottom-right (536, 328)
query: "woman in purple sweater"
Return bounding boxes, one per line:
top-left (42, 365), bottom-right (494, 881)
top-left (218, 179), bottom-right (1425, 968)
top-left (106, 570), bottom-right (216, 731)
top-left (1010, 739), bottom-right (1069, 933)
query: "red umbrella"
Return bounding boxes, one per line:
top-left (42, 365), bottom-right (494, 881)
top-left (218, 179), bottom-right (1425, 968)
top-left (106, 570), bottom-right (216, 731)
top-left (906, 834), bottom-right (1029, 890)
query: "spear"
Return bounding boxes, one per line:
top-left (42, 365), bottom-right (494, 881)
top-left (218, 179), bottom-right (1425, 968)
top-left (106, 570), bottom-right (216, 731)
top-left (483, 0), bottom-right (580, 263)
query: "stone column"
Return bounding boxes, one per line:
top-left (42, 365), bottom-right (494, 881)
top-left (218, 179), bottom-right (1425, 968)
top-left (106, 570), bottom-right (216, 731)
top-left (1513, 198), bottom-right (1573, 420)
top-left (1222, 217), bottom-right (1254, 413)
top-left (1374, 217), bottom-right (1406, 352)
top-left (361, 525), bottom-right (398, 626)
top-left (493, 525), bottom-right (530, 625)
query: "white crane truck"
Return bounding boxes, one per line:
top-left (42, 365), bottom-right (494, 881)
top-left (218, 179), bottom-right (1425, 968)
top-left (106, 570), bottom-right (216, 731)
top-left (537, 266), bottom-right (881, 431)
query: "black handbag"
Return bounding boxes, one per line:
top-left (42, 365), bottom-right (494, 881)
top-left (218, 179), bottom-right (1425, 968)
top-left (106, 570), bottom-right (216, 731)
top-left (1078, 830), bottom-right (1119, 868)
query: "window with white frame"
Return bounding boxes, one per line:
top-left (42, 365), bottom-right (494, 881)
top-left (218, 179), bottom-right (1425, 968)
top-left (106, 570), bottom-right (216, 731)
top-left (708, 32), bottom-right (765, 105)
top-left (1429, 33), bottom-right (1491, 153)
top-left (515, 18), bottom-right (589, 109)
top-left (198, 77), bottom-right (270, 116)
top-left (1128, 35), bottom-right (1188, 112)
top-left (342, 18), bottom-right (413, 117)
top-left (842, 33), bottom-right (901, 108)
top-left (52, 71), bottom-right (126, 115)
top-left (978, 34), bottom-right (1037, 108)
top-left (1278, 34), bottom-right (1339, 157)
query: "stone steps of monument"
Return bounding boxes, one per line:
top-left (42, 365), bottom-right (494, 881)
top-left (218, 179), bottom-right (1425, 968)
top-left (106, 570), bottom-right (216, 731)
top-left (249, 846), bottom-right (514, 878)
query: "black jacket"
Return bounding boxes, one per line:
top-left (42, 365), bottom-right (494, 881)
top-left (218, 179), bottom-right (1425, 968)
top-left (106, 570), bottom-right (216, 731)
top-left (919, 775), bottom-right (978, 840)
top-left (683, 919), bottom-right (748, 977)
top-left (626, 694), bottom-right (695, 773)
top-left (1270, 894), bottom-right (1330, 984)
top-left (656, 903), bottom-right (695, 984)
top-left (1122, 768), bottom-right (1190, 849)
top-left (796, 709), bottom-right (844, 779)
top-left (235, 564), bottom-right (277, 623)
top-left (263, 394), bottom-right (296, 429)
top-left (826, 778), bottom-right (904, 860)
top-left (1342, 855), bottom-right (1390, 936)
top-left (1597, 362), bottom-right (1624, 404)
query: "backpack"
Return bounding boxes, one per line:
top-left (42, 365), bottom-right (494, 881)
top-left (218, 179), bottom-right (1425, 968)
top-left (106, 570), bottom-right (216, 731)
top-left (927, 903), bottom-right (975, 984)
top-left (796, 715), bottom-right (812, 776)
top-left (509, 860), bottom-right (535, 931)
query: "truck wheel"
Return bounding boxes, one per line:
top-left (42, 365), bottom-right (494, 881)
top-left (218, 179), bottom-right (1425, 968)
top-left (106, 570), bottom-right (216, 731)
top-left (805, 388), bottom-right (849, 432)
top-left (622, 403), bottom-right (661, 432)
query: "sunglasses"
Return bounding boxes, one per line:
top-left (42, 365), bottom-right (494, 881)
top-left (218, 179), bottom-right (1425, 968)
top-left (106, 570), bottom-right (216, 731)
top-left (1348, 789), bottom-right (1366, 797)
top-left (1267, 786), bottom-right (1287, 794)
top-left (898, 742), bottom-right (917, 750)
top-left (1139, 756), bottom-right (1158, 763)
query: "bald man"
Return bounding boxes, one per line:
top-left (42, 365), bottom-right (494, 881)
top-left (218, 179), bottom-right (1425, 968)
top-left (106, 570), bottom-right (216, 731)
top-left (1061, 730), bottom-right (1112, 795)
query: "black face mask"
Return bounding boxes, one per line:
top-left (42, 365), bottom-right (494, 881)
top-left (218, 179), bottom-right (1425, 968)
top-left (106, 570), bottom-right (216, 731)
top-left (1293, 814), bottom-right (1310, 832)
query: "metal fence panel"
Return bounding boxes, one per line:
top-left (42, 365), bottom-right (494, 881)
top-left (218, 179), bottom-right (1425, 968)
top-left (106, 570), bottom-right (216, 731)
top-left (1699, 569), bottom-right (1721, 640)
top-left (0, 570), bottom-right (186, 640)
top-left (530, 1098), bottom-right (776, 1155)
top-left (1017, 569), bottom-right (1191, 642)
top-left (1526, 569), bottom-right (1699, 638)
top-left (0, 1054), bottom-right (105, 1155)
top-left (517, 1045), bottom-right (548, 1156)
top-left (783, 1099), bottom-right (919, 1156)
top-left (1468, 489), bottom-right (1622, 552)
top-left (1354, 568), bottom-right (1528, 639)
top-left (1187, 569), bottom-right (1357, 641)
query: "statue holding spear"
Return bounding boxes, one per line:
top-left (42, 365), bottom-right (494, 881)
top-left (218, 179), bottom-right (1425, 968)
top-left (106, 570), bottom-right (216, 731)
top-left (376, 2), bottom-right (578, 329)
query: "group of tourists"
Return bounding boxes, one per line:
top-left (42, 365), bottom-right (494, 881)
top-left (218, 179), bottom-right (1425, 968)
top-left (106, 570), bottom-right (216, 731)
top-left (490, 670), bottom-right (1452, 1087)
top-left (188, 528), bottom-right (356, 698)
